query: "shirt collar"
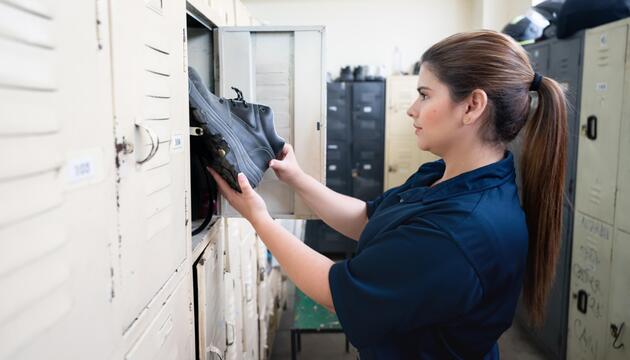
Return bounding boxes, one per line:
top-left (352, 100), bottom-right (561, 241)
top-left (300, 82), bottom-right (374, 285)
top-left (398, 151), bottom-right (515, 204)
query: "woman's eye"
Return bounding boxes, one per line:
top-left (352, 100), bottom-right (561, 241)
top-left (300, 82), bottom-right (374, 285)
top-left (419, 92), bottom-right (428, 100)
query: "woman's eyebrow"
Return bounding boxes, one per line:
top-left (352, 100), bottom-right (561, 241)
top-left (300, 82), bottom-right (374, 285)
top-left (417, 86), bottom-right (431, 93)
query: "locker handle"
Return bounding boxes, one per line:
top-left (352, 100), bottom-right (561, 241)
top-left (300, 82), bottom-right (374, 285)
top-left (135, 120), bottom-right (160, 164)
top-left (576, 290), bottom-right (588, 314)
top-left (584, 115), bottom-right (597, 140)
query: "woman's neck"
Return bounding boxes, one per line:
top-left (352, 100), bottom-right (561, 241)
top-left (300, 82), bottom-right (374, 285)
top-left (433, 142), bottom-right (505, 186)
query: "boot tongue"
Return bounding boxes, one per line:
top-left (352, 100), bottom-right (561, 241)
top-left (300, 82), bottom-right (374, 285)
top-left (228, 100), bottom-right (258, 128)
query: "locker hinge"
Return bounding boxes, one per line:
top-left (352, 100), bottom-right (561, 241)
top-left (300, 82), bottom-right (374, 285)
top-left (95, 0), bottom-right (105, 50)
top-left (183, 28), bottom-right (187, 72)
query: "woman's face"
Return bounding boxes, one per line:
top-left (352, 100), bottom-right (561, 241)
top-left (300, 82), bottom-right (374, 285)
top-left (406, 65), bottom-right (467, 156)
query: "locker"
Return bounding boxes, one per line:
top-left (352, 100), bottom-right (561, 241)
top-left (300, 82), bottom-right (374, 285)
top-left (327, 82), bottom-right (351, 141)
top-left (304, 220), bottom-right (356, 257)
top-left (567, 212), bottom-right (614, 360)
top-left (326, 140), bottom-right (352, 195)
top-left (240, 225), bottom-right (259, 360)
top-left (549, 35), bottom-right (583, 202)
top-left (124, 275), bottom-right (194, 360)
top-left (195, 221), bottom-right (226, 360)
top-left (216, 26), bottom-right (326, 219)
top-left (352, 141), bottom-right (384, 202)
top-left (109, 0), bottom-right (190, 335)
top-left (607, 229), bottom-right (630, 360)
top-left (352, 82), bottom-right (385, 141)
top-left (224, 218), bottom-right (246, 360)
top-left (384, 75), bottom-right (439, 190)
top-left (615, 36), bottom-right (630, 233)
top-left (574, 23), bottom-right (628, 224)
top-left (528, 43), bottom-right (551, 74)
top-left (0, 1), bottom-right (120, 359)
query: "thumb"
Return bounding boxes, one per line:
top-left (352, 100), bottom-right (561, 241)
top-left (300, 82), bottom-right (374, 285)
top-left (269, 159), bottom-right (284, 170)
top-left (237, 173), bottom-right (253, 193)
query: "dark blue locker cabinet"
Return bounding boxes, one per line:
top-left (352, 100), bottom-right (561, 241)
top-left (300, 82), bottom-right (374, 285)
top-left (514, 32), bottom-right (584, 360)
top-left (305, 80), bottom-right (386, 257)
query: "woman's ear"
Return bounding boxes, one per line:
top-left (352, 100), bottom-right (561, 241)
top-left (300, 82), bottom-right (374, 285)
top-left (462, 89), bottom-right (488, 126)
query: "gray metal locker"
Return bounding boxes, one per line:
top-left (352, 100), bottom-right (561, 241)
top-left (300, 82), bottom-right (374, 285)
top-left (568, 19), bottom-right (629, 360)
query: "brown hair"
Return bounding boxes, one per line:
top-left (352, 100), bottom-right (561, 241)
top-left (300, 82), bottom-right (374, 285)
top-left (421, 30), bottom-right (567, 326)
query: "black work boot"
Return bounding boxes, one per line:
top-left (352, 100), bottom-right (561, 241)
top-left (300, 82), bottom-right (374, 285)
top-left (188, 67), bottom-right (285, 192)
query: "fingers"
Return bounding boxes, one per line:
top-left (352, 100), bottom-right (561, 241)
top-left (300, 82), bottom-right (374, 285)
top-left (207, 167), bottom-right (232, 195)
top-left (237, 173), bottom-right (253, 193)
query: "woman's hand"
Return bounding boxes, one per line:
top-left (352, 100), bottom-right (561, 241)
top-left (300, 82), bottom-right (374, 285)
top-left (208, 168), bottom-right (270, 224)
top-left (269, 144), bottom-right (305, 187)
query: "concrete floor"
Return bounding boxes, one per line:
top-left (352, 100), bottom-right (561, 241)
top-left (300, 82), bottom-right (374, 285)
top-left (270, 282), bottom-right (549, 360)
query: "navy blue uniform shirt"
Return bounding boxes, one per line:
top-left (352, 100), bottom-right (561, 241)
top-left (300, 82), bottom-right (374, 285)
top-left (328, 152), bottom-right (528, 359)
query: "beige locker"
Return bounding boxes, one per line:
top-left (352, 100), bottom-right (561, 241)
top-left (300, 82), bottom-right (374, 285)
top-left (108, 0), bottom-right (191, 337)
top-left (240, 227), bottom-right (259, 360)
top-left (574, 22), bottom-right (628, 224)
top-left (0, 1), bottom-right (121, 359)
top-left (195, 221), bottom-right (227, 360)
top-left (123, 275), bottom-right (195, 360)
top-left (224, 218), bottom-right (245, 360)
top-left (384, 75), bottom-right (438, 190)
top-left (615, 32), bottom-right (630, 233)
top-left (608, 229), bottom-right (630, 360)
top-left (216, 26), bottom-right (326, 219)
top-left (568, 212), bottom-right (614, 360)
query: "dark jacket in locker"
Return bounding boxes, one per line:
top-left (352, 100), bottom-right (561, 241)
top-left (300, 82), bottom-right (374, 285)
top-left (329, 152), bottom-right (528, 359)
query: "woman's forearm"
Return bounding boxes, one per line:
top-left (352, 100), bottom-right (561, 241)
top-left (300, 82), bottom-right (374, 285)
top-left (292, 173), bottom-right (368, 240)
top-left (252, 214), bottom-right (335, 310)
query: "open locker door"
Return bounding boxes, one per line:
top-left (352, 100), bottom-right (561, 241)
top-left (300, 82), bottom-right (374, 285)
top-left (215, 26), bottom-right (326, 219)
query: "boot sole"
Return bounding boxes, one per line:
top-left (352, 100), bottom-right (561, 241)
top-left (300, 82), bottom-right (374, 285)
top-left (190, 87), bottom-right (266, 192)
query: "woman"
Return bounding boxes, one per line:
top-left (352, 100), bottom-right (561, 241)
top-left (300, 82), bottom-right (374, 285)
top-left (208, 30), bottom-right (567, 359)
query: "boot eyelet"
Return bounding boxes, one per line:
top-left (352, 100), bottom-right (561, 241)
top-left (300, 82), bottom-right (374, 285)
top-left (219, 99), bottom-right (224, 104)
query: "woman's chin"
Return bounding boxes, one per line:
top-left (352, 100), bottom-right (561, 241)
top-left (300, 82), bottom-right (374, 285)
top-left (416, 139), bottom-right (430, 152)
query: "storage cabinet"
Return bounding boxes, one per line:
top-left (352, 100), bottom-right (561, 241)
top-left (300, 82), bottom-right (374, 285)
top-left (195, 220), bottom-right (226, 360)
top-left (0, 1), bottom-right (121, 359)
top-left (305, 80), bottom-right (386, 256)
top-left (3, 0), bottom-right (306, 359)
top-left (109, 0), bottom-right (191, 337)
top-left (567, 19), bottom-right (630, 360)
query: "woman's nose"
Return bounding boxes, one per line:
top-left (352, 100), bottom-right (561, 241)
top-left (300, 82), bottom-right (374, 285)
top-left (407, 103), bottom-right (417, 118)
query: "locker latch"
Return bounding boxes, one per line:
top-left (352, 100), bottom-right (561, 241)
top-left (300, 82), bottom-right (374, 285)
top-left (115, 137), bottom-right (134, 155)
top-left (575, 289), bottom-right (588, 314)
top-left (190, 127), bottom-right (204, 136)
top-left (582, 115), bottom-right (597, 140)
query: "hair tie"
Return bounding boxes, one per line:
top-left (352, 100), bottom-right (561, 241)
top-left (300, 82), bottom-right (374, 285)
top-left (530, 72), bottom-right (543, 92)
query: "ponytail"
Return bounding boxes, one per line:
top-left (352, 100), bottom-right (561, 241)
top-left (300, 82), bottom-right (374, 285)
top-left (519, 77), bottom-right (568, 325)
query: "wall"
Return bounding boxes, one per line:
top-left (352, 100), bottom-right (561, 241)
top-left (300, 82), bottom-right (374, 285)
top-left (243, 0), bottom-right (476, 77)
top-left (473, 0), bottom-right (532, 32)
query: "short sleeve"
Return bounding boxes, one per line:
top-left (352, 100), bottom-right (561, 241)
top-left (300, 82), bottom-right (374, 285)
top-left (328, 219), bottom-right (483, 348)
top-left (365, 185), bottom-right (398, 218)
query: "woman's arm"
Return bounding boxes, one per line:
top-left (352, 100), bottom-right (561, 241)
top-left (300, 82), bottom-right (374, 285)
top-left (270, 144), bottom-right (368, 241)
top-left (209, 169), bottom-right (335, 310)
top-left (252, 213), bottom-right (335, 311)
